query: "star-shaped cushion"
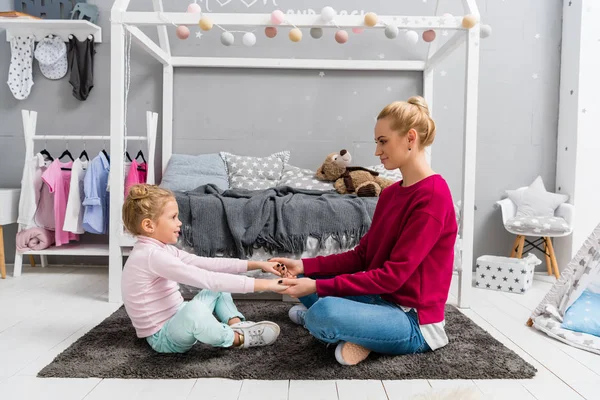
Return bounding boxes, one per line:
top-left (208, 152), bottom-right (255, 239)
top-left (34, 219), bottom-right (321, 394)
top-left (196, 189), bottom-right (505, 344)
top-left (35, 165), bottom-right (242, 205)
top-left (506, 176), bottom-right (569, 217)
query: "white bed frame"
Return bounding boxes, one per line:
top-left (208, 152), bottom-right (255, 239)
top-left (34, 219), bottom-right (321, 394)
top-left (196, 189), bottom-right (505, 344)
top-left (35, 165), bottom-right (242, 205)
top-left (108, 0), bottom-right (480, 307)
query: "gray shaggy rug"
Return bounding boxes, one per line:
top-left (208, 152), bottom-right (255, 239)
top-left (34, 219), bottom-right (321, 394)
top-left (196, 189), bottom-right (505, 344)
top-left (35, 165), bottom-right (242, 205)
top-left (38, 301), bottom-right (536, 380)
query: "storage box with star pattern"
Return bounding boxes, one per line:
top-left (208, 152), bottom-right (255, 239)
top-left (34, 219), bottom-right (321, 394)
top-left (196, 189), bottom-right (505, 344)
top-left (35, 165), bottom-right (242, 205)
top-left (474, 254), bottom-right (541, 294)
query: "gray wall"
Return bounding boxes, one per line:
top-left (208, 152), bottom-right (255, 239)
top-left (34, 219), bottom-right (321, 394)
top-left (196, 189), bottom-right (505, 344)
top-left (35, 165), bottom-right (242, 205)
top-left (0, 0), bottom-right (12, 11)
top-left (0, 0), bottom-right (562, 268)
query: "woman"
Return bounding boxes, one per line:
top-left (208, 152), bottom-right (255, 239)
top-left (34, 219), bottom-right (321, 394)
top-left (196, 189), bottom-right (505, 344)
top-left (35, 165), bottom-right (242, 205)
top-left (272, 96), bottom-right (458, 365)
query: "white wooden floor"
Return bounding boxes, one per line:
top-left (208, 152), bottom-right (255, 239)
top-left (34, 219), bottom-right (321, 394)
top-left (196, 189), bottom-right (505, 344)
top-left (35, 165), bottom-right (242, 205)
top-left (0, 265), bottom-right (599, 400)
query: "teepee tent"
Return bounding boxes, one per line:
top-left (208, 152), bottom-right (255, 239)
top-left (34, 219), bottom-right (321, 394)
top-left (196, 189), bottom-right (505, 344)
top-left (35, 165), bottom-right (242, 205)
top-left (528, 223), bottom-right (600, 354)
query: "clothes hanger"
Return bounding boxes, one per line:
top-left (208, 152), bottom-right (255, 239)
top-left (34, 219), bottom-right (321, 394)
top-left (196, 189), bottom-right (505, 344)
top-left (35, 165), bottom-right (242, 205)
top-left (79, 141), bottom-right (89, 161)
top-left (39, 138), bottom-right (54, 161)
top-left (39, 149), bottom-right (54, 161)
top-left (101, 138), bottom-right (110, 163)
top-left (135, 150), bottom-right (146, 164)
top-left (58, 143), bottom-right (74, 170)
top-left (125, 151), bottom-right (132, 162)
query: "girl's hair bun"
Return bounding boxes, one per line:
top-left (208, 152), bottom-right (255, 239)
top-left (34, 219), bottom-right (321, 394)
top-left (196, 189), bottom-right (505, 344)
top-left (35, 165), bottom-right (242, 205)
top-left (128, 184), bottom-right (150, 200)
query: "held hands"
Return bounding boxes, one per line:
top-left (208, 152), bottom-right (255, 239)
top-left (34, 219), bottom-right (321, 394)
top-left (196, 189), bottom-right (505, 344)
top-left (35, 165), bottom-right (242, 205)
top-left (278, 278), bottom-right (317, 298)
top-left (268, 257), bottom-right (304, 278)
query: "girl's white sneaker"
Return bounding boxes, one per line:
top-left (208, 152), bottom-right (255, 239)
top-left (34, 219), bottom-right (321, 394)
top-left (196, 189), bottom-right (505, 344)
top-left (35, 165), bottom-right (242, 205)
top-left (231, 321), bottom-right (280, 348)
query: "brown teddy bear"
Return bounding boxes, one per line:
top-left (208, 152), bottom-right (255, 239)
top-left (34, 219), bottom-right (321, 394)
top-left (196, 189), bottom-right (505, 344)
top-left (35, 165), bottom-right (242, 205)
top-left (315, 149), bottom-right (395, 197)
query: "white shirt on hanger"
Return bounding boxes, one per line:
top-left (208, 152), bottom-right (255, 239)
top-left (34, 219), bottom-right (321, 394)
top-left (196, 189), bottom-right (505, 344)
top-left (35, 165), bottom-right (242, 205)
top-left (18, 153), bottom-right (51, 228)
top-left (63, 158), bottom-right (89, 234)
top-left (106, 160), bottom-right (131, 192)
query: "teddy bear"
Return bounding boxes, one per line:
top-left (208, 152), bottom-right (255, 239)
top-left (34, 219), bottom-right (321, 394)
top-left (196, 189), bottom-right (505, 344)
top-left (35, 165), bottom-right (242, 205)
top-left (315, 149), bottom-right (395, 197)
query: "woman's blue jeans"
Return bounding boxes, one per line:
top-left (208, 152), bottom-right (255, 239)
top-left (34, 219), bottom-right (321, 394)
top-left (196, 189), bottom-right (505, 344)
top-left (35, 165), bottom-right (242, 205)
top-left (298, 278), bottom-right (430, 355)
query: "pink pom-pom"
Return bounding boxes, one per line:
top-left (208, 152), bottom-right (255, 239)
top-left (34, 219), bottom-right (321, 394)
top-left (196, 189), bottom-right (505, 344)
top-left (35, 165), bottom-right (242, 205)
top-left (265, 26), bottom-right (278, 38)
top-left (335, 30), bottom-right (348, 44)
top-left (186, 3), bottom-right (201, 13)
top-left (352, 27), bottom-right (364, 34)
top-left (176, 26), bottom-right (190, 40)
top-left (422, 30), bottom-right (436, 42)
top-left (271, 10), bottom-right (285, 25)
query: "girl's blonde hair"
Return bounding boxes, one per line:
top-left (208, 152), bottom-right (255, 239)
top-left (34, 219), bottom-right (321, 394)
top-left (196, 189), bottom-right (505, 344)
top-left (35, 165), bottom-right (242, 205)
top-left (377, 96), bottom-right (437, 148)
top-left (122, 184), bottom-right (175, 235)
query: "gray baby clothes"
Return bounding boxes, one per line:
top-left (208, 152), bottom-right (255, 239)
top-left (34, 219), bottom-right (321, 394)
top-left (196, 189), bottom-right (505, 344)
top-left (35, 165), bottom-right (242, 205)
top-left (7, 35), bottom-right (35, 100)
top-left (68, 36), bottom-right (95, 101)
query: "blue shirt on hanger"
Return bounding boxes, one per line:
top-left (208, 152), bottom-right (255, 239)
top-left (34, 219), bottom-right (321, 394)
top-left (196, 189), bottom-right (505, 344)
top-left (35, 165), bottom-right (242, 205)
top-left (83, 151), bottom-right (110, 234)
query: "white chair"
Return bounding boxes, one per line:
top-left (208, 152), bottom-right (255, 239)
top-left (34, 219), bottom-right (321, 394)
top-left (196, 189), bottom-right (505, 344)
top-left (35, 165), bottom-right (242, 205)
top-left (496, 187), bottom-right (574, 279)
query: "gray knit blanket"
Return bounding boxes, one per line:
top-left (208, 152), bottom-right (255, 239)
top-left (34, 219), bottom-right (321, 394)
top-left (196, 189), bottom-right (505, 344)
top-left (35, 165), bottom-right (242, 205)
top-left (174, 185), bottom-right (378, 258)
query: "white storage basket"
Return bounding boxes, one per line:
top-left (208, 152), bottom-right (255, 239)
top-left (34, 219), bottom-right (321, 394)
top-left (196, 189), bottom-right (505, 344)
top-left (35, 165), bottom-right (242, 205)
top-left (475, 253), bottom-right (541, 294)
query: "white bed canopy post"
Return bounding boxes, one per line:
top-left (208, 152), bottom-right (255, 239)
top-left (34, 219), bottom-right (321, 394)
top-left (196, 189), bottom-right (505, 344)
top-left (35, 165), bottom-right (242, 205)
top-left (109, 0), bottom-right (130, 303)
top-left (457, 0), bottom-right (480, 308)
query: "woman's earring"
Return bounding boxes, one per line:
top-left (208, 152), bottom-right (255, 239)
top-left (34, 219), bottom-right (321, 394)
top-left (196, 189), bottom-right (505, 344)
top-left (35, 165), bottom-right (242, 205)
top-left (408, 147), bottom-right (412, 151)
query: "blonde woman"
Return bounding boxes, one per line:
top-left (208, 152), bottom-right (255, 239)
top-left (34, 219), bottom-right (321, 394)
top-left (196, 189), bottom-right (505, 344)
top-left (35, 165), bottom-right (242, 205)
top-left (272, 96), bottom-right (458, 366)
top-left (121, 184), bottom-right (288, 353)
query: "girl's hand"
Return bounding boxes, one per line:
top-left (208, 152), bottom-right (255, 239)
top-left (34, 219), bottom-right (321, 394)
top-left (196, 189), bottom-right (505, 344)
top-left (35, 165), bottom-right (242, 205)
top-left (268, 257), bottom-right (304, 277)
top-left (254, 278), bottom-right (289, 293)
top-left (279, 278), bottom-right (317, 298)
top-left (248, 261), bottom-right (289, 277)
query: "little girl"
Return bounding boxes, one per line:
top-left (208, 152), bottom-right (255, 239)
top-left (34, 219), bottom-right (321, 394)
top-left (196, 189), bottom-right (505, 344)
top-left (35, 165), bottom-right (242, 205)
top-left (121, 184), bottom-right (288, 353)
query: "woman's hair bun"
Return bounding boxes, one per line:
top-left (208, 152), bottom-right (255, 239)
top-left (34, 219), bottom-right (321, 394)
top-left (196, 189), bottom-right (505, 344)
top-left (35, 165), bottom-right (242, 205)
top-left (407, 96), bottom-right (431, 116)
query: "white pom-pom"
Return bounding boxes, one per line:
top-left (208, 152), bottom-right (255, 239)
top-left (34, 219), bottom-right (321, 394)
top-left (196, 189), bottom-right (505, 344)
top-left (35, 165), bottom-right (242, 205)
top-left (384, 25), bottom-right (399, 39)
top-left (242, 32), bottom-right (256, 46)
top-left (480, 24), bottom-right (492, 38)
top-left (321, 6), bottom-right (336, 22)
top-left (404, 30), bottom-right (419, 44)
top-left (220, 31), bottom-right (235, 46)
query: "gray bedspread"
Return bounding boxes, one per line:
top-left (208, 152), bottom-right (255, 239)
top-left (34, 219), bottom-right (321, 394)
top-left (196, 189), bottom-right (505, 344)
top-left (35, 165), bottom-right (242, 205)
top-left (174, 185), bottom-right (377, 258)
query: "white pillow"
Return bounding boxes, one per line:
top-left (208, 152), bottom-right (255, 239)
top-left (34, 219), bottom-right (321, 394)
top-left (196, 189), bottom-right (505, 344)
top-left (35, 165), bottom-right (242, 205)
top-left (506, 176), bottom-right (568, 217)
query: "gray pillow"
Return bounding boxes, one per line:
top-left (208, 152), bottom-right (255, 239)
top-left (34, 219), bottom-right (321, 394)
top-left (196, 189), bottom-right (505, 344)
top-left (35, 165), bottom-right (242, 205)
top-left (220, 150), bottom-right (290, 190)
top-left (160, 153), bottom-right (229, 192)
top-left (279, 165), bottom-right (335, 191)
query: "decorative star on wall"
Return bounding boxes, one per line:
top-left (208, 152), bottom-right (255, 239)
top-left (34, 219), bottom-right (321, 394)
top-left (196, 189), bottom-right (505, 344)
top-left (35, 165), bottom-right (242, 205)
top-left (532, 73), bottom-right (539, 79)
top-left (386, 86), bottom-right (392, 92)
top-left (535, 33), bottom-right (541, 39)
top-left (440, 70), bottom-right (447, 76)
top-left (319, 71), bottom-right (325, 77)
top-left (337, 116), bottom-right (343, 121)
top-left (196, 31), bottom-right (203, 39)
top-left (378, 53), bottom-right (385, 59)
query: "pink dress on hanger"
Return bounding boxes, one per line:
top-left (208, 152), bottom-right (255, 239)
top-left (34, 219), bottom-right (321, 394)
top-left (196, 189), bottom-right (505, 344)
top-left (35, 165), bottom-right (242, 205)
top-left (125, 160), bottom-right (148, 197)
top-left (41, 160), bottom-right (80, 246)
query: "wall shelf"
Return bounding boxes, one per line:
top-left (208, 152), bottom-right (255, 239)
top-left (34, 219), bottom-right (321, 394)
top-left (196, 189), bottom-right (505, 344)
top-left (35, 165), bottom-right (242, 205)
top-left (0, 19), bottom-right (102, 43)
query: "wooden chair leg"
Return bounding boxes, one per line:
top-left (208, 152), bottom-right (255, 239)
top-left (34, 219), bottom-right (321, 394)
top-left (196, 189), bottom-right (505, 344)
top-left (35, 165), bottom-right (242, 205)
top-left (546, 238), bottom-right (560, 279)
top-left (526, 318), bottom-right (533, 327)
top-left (510, 235), bottom-right (521, 257)
top-left (516, 235), bottom-right (525, 259)
top-left (543, 237), bottom-right (552, 276)
top-left (28, 255), bottom-right (36, 267)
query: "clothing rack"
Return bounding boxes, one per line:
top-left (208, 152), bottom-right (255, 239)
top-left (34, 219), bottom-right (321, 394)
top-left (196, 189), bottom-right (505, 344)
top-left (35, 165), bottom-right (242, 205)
top-left (12, 109), bottom-right (157, 277)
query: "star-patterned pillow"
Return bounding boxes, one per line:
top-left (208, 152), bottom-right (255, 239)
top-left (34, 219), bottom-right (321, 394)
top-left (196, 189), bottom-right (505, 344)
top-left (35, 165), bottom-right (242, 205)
top-left (562, 290), bottom-right (600, 337)
top-left (220, 151), bottom-right (290, 190)
top-left (366, 164), bottom-right (403, 182)
top-left (279, 165), bottom-right (335, 191)
top-left (506, 176), bottom-right (569, 218)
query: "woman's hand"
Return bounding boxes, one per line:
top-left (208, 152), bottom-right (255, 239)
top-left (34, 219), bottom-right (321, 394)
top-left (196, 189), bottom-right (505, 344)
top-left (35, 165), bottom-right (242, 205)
top-left (268, 257), bottom-right (304, 277)
top-left (279, 278), bottom-right (317, 298)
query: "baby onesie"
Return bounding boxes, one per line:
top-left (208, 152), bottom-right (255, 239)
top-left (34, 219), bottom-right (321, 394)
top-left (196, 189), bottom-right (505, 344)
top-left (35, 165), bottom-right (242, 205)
top-left (7, 35), bottom-right (35, 100)
top-left (68, 36), bottom-right (95, 101)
